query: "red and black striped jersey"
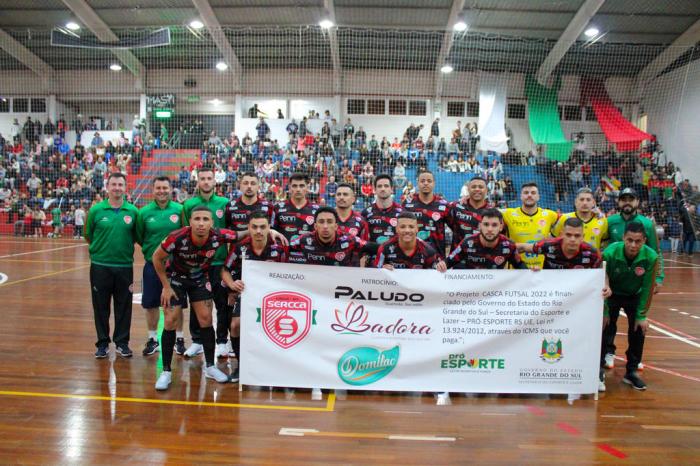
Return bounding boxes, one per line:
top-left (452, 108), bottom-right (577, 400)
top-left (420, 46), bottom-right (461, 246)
top-left (374, 237), bottom-right (440, 269)
top-left (402, 194), bottom-right (451, 255)
top-left (160, 227), bottom-right (238, 279)
top-left (448, 200), bottom-right (494, 246)
top-left (225, 196), bottom-right (274, 231)
top-left (532, 238), bottom-right (602, 270)
top-left (224, 236), bottom-right (288, 280)
top-left (289, 230), bottom-right (377, 266)
top-left (446, 233), bottom-right (525, 269)
top-left (272, 199), bottom-right (320, 241)
top-left (337, 210), bottom-right (370, 241)
top-left (361, 202), bottom-right (404, 244)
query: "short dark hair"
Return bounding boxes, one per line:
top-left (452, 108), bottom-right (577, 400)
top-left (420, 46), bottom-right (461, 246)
top-left (107, 172), bottom-right (126, 183)
top-left (417, 170), bottom-right (434, 180)
top-left (481, 208), bottom-right (503, 222)
top-left (198, 165), bottom-right (215, 175)
top-left (521, 182), bottom-right (538, 191)
top-left (397, 211), bottom-right (417, 222)
top-left (563, 217), bottom-right (584, 229)
top-left (249, 211), bottom-right (269, 222)
top-left (336, 183), bottom-right (355, 193)
top-left (290, 172), bottom-right (309, 184)
top-left (314, 206), bottom-right (338, 222)
top-left (152, 176), bottom-right (171, 185)
top-left (191, 205), bottom-right (213, 216)
top-left (624, 221), bottom-right (646, 237)
top-left (468, 176), bottom-right (487, 186)
top-left (374, 174), bottom-right (393, 187)
top-left (576, 187), bottom-right (594, 197)
top-left (240, 171), bottom-right (258, 180)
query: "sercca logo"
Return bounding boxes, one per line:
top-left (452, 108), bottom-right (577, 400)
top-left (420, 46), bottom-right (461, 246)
top-left (337, 346), bottom-right (399, 385)
top-left (540, 338), bottom-right (563, 363)
top-left (257, 291), bottom-right (317, 349)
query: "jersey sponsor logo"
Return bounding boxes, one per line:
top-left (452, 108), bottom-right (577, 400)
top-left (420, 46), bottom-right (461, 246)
top-left (123, 215), bottom-right (132, 224)
top-left (634, 266), bottom-right (645, 276)
top-left (592, 228), bottom-right (600, 235)
top-left (494, 256), bottom-right (505, 266)
top-left (170, 214), bottom-right (179, 223)
top-left (216, 209), bottom-right (224, 218)
top-left (259, 291), bottom-right (315, 349)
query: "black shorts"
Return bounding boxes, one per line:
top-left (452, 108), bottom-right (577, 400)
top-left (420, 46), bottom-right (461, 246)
top-left (169, 274), bottom-right (212, 304)
top-left (142, 261), bottom-right (187, 309)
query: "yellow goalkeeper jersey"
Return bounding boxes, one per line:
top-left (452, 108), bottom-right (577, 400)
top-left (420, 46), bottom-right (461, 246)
top-left (502, 207), bottom-right (559, 268)
top-left (552, 212), bottom-right (608, 250)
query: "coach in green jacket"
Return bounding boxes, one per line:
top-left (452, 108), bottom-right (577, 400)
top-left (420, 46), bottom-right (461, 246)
top-left (85, 172), bottom-right (139, 359)
top-left (600, 222), bottom-right (658, 392)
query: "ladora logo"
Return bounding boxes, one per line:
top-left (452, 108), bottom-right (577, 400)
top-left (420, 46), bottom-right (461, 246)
top-left (337, 346), bottom-right (399, 386)
top-left (331, 301), bottom-right (432, 336)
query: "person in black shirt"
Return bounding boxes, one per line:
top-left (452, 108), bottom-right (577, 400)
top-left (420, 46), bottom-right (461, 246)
top-left (375, 212), bottom-right (446, 270)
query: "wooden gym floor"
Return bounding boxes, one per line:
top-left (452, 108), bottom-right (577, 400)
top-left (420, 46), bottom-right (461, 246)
top-left (0, 238), bottom-right (698, 464)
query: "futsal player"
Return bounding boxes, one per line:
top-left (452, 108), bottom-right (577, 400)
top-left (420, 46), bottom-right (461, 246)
top-left (552, 187), bottom-right (608, 249)
top-left (135, 176), bottom-right (185, 357)
top-left (335, 183), bottom-right (369, 240)
top-left (272, 172), bottom-right (320, 241)
top-left (448, 176), bottom-right (494, 247)
top-left (374, 211), bottom-right (446, 271)
top-left (518, 217), bottom-right (603, 270)
top-left (361, 175), bottom-right (404, 245)
top-left (85, 172), bottom-right (139, 358)
top-left (402, 170), bottom-right (451, 256)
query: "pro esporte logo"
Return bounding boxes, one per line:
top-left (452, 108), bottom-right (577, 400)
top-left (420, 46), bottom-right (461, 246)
top-left (440, 353), bottom-right (505, 370)
top-left (540, 338), bottom-right (563, 363)
top-left (337, 346), bottom-right (399, 385)
top-left (256, 291), bottom-right (317, 349)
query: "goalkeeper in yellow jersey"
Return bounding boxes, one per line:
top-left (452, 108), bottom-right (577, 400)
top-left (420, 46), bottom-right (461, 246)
top-left (501, 182), bottom-right (559, 268)
top-left (552, 187), bottom-right (608, 249)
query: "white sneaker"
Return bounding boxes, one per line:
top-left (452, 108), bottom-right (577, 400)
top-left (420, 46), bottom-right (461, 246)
top-left (204, 365), bottom-right (229, 383)
top-left (436, 392), bottom-right (451, 405)
top-left (638, 362), bottom-right (644, 371)
top-left (598, 371), bottom-right (606, 392)
top-left (604, 353), bottom-right (615, 369)
top-left (215, 343), bottom-right (228, 358)
top-left (311, 388), bottom-right (323, 400)
top-left (184, 343), bottom-right (203, 358)
top-left (155, 371), bottom-right (172, 390)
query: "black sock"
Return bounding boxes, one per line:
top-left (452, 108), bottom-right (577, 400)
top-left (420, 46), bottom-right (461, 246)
top-left (201, 326), bottom-right (215, 367)
top-left (231, 337), bottom-right (240, 361)
top-left (161, 329), bottom-right (176, 372)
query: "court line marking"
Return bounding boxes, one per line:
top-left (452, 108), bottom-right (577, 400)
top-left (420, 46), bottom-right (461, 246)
top-left (0, 258), bottom-right (90, 264)
top-left (278, 427), bottom-right (456, 441)
top-left (0, 243), bottom-right (87, 258)
top-left (665, 258), bottom-right (700, 267)
top-left (600, 415), bottom-right (635, 418)
top-left (0, 390), bottom-right (336, 412)
top-left (480, 412), bottom-right (517, 416)
top-left (0, 239), bottom-right (80, 245)
top-left (383, 410), bottom-right (423, 414)
top-left (624, 312), bottom-right (700, 341)
top-left (641, 425), bottom-right (700, 432)
top-left (0, 264), bottom-right (90, 287)
top-left (613, 356), bottom-right (700, 383)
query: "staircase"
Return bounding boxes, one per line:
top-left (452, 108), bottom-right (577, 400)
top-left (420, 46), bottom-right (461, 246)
top-left (129, 149), bottom-right (199, 206)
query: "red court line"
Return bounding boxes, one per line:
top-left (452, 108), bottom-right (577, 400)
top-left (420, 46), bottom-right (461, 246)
top-left (555, 422), bottom-right (581, 436)
top-left (646, 318), bottom-right (698, 341)
top-left (614, 356), bottom-right (700, 383)
top-left (525, 405), bottom-right (545, 416)
top-left (597, 443), bottom-right (628, 459)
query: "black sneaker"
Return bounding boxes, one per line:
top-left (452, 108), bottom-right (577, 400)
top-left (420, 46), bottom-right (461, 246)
top-left (94, 346), bottom-right (108, 359)
top-left (228, 367), bottom-right (239, 383)
top-left (116, 344), bottom-right (133, 358)
top-left (174, 337), bottom-right (186, 355)
top-left (142, 338), bottom-right (159, 356)
top-left (623, 371), bottom-right (647, 390)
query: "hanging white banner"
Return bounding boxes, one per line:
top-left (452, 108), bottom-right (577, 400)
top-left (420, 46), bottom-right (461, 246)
top-left (240, 261), bottom-right (604, 394)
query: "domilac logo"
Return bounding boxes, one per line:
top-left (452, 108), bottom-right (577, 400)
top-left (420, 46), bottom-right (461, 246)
top-left (337, 346), bottom-right (399, 385)
top-left (257, 291), bottom-right (317, 349)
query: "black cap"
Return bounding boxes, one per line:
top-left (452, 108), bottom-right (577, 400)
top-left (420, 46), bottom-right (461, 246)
top-left (619, 188), bottom-right (638, 199)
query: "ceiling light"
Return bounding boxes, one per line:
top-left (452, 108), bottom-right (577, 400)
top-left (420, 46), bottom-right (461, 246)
top-left (210, 99), bottom-right (223, 106)
top-left (453, 21), bottom-right (467, 32)
top-left (584, 27), bottom-right (599, 38)
top-left (319, 19), bottom-right (334, 29)
top-left (189, 20), bottom-right (204, 30)
top-left (66, 22), bottom-right (80, 31)
top-left (440, 64), bottom-right (454, 74)
top-left (216, 61), bottom-right (228, 71)
top-left (109, 63), bottom-right (122, 71)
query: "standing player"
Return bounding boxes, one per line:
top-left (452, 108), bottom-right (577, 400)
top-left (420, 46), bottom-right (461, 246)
top-left (152, 206), bottom-right (240, 390)
top-left (361, 174), bottom-right (404, 245)
top-left (335, 183), bottom-right (369, 240)
top-left (446, 209), bottom-right (526, 270)
top-left (375, 211), bottom-right (446, 270)
top-left (518, 217), bottom-right (603, 270)
top-left (85, 172), bottom-right (139, 358)
top-left (449, 177), bottom-right (493, 248)
top-left (273, 172), bottom-right (320, 242)
top-left (502, 182), bottom-right (559, 268)
top-left (181, 166), bottom-right (230, 358)
top-left (600, 222), bottom-right (659, 391)
top-left (135, 176), bottom-right (185, 357)
top-left (552, 187), bottom-right (608, 249)
top-left (221, 211), bottom-right (289, 382)
top-left (402, 170), bottom-right (451, 256)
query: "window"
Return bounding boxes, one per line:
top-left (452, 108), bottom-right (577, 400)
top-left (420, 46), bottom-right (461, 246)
top-left (0, 98), bottom-right (9, 113)
top-left (31, 98), bottom-right (46, 113)
top-left (408, 100), bottom-right (426, 116)
top-left (585, 106), bottom-right (596, 121)
top-left (447, 101), bottom-right (464, 117)
top-left (388, 100), bottom-right (406, 115)
top-left (466, 101), bottom-right (479, 117)
top-left (563, 105), bottom-right (581, 121)
top-left (12, 98), bottom-right (28, 113)
top-left (507, 103), bottom-right (526, 119)
top-left (367, 99), bottom-right (385, 115)
top-left (347, 99), bottom-right (366, 115)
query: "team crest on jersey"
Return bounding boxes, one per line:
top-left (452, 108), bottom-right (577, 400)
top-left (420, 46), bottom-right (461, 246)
top-left (538, 219), bottom-right (547, 226)
top-left (335, 252), bottom-right (346, 261)
top-left (258, 291), bottom-right (316, 349)
top-left (494, 256), bottom-right (505, 266)
top-left (634, 266), bottom-right (645, 276)
top-left (593, 228), bottom-right (600, 235)
top-left (205, 282), bottom-right (212, 292)
top-left (170, 214), bottom-right (179, 223)
top-left (431, 212), bottom-right (441, 221)
top-left (206, 250), bottom-right (215, 258)
top-left (216, 209), bottom-right (224, 218)
top-left (349, 228), bottom-right (358, 235)
top-left (389, 218), bottom-right (398, 227)
top-left (305, 216), bottom-right (314, 225)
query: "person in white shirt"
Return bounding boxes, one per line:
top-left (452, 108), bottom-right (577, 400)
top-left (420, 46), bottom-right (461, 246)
top-left (74, 205), bottom-right (86, 238)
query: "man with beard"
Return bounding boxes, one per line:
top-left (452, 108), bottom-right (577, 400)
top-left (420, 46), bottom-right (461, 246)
top-left (375, 211), bottom-right (446, 270)
top-left (446, 209), bottom-right (526, 269)
top-left (273, 172), bottom-right (320, 242)
top-left (402, 171), bottom-right (451, 256)
top-left (553, 187), bottom-right (608, 249)
top-left (361, 174), bottom-right (403, 245)
top-left (449, 176), bottom-right (494, 248)
top-left (334, 183), bottom-right (369, 240)
top-left (502, 182), bottom-right (559, 269)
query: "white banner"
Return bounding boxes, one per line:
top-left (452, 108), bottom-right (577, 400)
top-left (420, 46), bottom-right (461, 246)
top-left (240, 261), bottom-right (604, 394)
